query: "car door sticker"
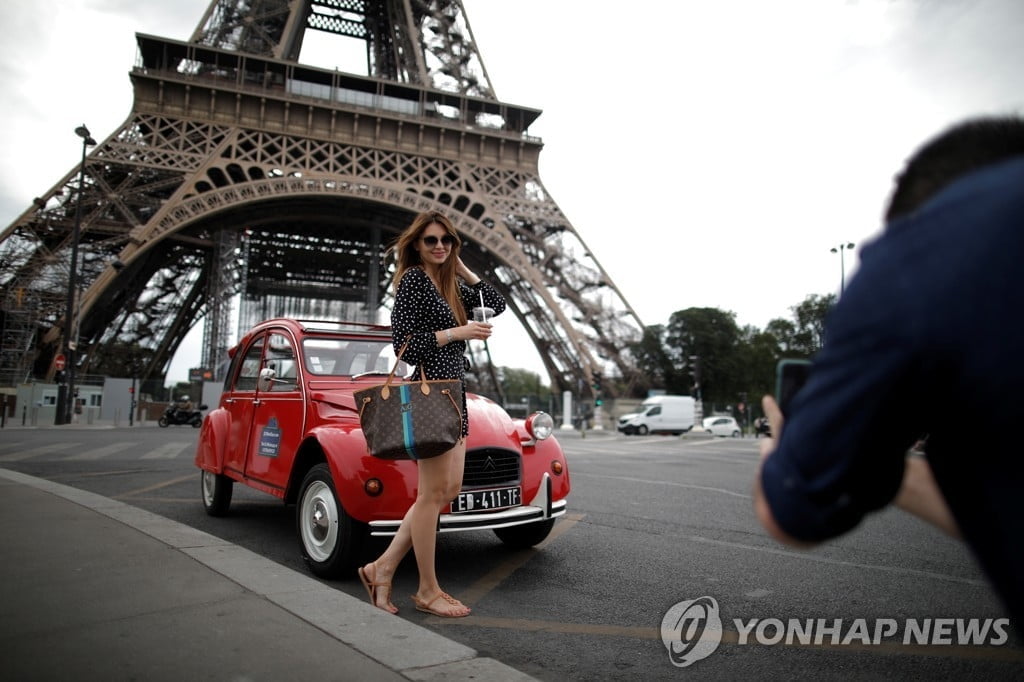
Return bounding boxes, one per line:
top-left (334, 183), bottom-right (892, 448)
top-left (259, 418), bottom-right (282, 457)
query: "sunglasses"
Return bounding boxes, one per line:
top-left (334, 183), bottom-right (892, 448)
top-left (422, 234), bottom-right (457, 247)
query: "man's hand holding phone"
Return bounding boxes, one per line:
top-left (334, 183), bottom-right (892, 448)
top-left (760, 358), bottom-right (812, 460)
top-left (775, 358), bottom-right (812, 417)
top-left (759, 395), bottom-right (783, 461)
top-left (754, 359), bottom-right (816, 547)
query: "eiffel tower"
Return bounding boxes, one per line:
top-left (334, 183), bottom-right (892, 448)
top-left (0, 0), bottom-right (645, 405)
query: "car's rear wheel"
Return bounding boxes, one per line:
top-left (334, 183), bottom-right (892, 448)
top-left (201, 470), bottom-right (233, 516)
top-left (636, 425), bottom-right (649, 436)
top-left (297, 464), bottom-right (362, 579)
top-left (494, 519), bottom-right (555, 549)
top-left (731, 430), bottom-right (740, 438)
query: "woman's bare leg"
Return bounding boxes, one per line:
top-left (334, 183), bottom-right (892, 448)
top-left (361, 507), bottom-right (413, 612)
top-left (410, 440), bottom-right (470, 616)
top-left (363, 440), bottom-right (469, 615)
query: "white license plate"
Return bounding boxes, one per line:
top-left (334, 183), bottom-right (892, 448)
top-left (451, 486), bottom-right (521, 513)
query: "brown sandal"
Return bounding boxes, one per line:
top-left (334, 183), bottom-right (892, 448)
top-left (411, 592), bottom-right (471, 618)
top-left (358, 565), bottom-right (398, 614)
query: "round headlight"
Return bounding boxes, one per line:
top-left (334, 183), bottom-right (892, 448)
top-left (526, 411), bottom-right (554, 440)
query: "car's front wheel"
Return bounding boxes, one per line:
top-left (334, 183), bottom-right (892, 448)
top-left (297, 464), bottom-right (362, 579)
top-left (494, 519), bottom-right (555, 549)
top-left (201, 470), bottom-right (233, 516)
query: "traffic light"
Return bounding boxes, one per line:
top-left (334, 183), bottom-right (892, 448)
top-left (592, 373), bottom-right (603, 407)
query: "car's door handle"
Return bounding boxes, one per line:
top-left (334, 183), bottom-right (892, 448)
top-left (253, 399), bottom-right (261, 406)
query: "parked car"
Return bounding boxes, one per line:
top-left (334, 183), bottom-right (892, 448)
top-left (703, 416), bottom-right (742, 437)
top-left (194, 319), bottom-right (570, 579)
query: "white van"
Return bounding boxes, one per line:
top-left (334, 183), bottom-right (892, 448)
top-left (617, 395), bottom-right (696, 435)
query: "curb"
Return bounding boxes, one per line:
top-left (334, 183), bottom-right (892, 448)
top-left (0, 467), bottom-right (538, 682)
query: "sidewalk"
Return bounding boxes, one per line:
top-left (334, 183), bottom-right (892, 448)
top-left (0, 468), bottom-right (537, 681)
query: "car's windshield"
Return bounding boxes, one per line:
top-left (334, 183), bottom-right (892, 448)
top-left (302, 337), bottom-right (412, 377)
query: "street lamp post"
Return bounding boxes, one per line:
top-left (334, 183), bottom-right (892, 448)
top-left (830, 242), bottom-right (856, 295)
top-left (55, 124), bottom-right (97, 425)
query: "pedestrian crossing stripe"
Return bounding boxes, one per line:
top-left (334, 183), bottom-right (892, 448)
top-left (0, 442), bottom-right (77, 462)
top-left (0, 441), bottom-right (191, 461)
top-left (65, 442), bottom-right (140, 461)
top-left (140, 442), bottom-right (191, 459)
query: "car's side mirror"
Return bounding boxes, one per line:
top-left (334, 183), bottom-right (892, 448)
top-left (257, 367), bottom-right (277, 392)
top-left (258, 367), bottom-right (297, 392)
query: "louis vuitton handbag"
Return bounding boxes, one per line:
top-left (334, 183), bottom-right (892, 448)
top-left (354, 338), bottom-right (464, 460)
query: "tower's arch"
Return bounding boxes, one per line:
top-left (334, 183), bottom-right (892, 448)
top-left (0, 1), bottom-right (646, 398)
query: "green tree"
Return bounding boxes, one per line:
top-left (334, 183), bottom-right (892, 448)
top-left (764, 318), bottom-right (799, 354)
top-left (500, 367), bottom-right (548, 400)
top-left (789, 293), bottom-right (836, 356)
top-left (626, 324), bottom-right (682, 394)
top-left (738, 325), bottom-right (779, 397)
top-left (665, 307), bottom-right (742, 404)
top-left (622, 294), bottom-right (836, 418)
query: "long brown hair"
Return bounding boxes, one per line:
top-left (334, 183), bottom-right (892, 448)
top-left (389, 210), bottom-right (467, 325)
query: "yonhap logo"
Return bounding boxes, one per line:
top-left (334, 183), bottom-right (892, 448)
top-left (660, 596), bottom-right (722, 667)
top-left (659, 595), bottom-right (1011, 668)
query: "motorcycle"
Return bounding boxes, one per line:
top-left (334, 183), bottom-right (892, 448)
top-left (754, 417), bottom-right (772, 438)
top-left (158, 404), bottom-right (207, 428)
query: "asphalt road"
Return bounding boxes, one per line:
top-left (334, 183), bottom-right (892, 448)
top-left (1, 426), bottom-right (1021, 680)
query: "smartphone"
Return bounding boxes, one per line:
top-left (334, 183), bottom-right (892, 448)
top-left (775, 359), bottom-right (812, 416)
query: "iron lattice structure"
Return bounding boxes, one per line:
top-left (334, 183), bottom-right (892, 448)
top-left (0, 0), bottom-right (645, 395)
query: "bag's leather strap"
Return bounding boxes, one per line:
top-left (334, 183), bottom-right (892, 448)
top-left (358, 385), bottom-right (461, 422)
top-left (441, 388), bottom-right (460, 417)
top-left (380, 334), bottom-right (436, 400)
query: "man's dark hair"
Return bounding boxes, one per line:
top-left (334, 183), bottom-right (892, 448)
top-left (885, 115), bottom-right (1024, 222)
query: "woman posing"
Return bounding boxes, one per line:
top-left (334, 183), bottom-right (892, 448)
top-left (359, 210), bottom-right (505, 617)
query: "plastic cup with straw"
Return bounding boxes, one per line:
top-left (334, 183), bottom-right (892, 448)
top-left (472, 290), bottom-right (493, 324)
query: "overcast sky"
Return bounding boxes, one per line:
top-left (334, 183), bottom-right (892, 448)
top-left (2, 1), bottom-right (1022, 384)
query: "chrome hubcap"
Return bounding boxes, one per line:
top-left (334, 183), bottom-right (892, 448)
top-left (310, 501), bottom-right (329, 541)
top-left (301, 480), bottom-right (337, 562)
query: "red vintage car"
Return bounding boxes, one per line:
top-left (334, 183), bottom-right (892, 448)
top-left (194, 318), bottom-right (570, 579)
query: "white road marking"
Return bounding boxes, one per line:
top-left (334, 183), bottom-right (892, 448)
top-left (64, 441), bottom-right (140, 460)
top-left (573, 471), bottom-right (750, 499)
top-left (0, 442), bottom-right (77, 462)
top-left (688, 535), bottom-right (988, 586)
top-left (140, 442), bottom-right (192, 459)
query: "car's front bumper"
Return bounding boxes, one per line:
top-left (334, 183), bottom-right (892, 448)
top-left (368, 472), bottom-right (567, 536)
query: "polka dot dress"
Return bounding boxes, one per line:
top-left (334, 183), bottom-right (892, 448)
top-left (391, 266), bottom-right (506, 436)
